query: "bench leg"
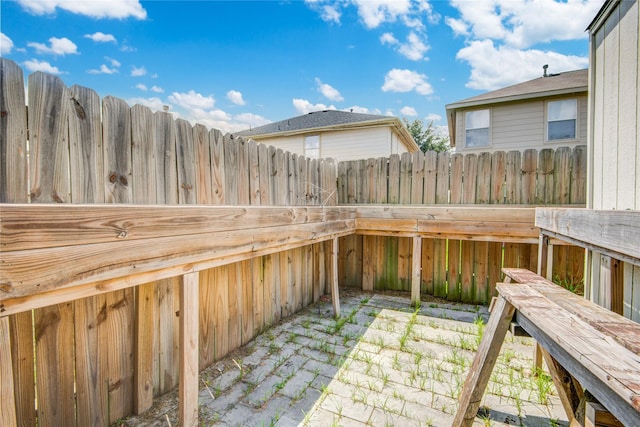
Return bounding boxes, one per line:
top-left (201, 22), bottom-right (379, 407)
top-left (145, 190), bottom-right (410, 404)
top-left (453, 295), bottom-right (515, 427)
top-left (540, 347), bottom-right (585, 425)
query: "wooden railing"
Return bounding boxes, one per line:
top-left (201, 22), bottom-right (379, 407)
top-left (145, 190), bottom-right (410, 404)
top-left (1, 204), bottom-right (541, 426)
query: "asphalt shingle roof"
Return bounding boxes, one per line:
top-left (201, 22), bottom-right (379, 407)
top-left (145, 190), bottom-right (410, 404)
top-left (234, 110), bottom-right (392, 137)
top-left (447, 69), bottom-right (588, 108)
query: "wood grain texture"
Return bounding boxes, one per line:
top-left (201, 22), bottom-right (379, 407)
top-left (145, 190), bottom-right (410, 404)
top-left (453, 295), bottom-right (515, 427)
top-left (69, 83), bottom-right (108, 426)
top-left (1, 60), bottom-right (35, 427)
top-left (0, 58), bottom-right (28, 204)
top-left (536, 208), bottom-right (640, 263)
top-left (176, 118), bottom-right (196, 204)
top-left (499, 282), bottom-right (640, 426)
top-left (179, 272), bottom-right (199, 427)
top-left (28, 71), bottom-right (71, 204)
top-left (0, 317), bottom-right (17, 427)
top-left (103, 96), bottom-right (132, 204)
top-left (154, 111), bottom-right (177, 204)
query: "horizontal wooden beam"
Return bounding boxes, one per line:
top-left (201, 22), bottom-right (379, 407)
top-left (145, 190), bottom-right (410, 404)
top-left (356, 206), bottom-right (538, 242)
top-left (0, 204), bottom-right (543, 316)
top-left (0, 222), bottom-right (353, 316)
top-left (0, 204), bottom-right (357, 252)
top-left (535, 208), bottom-right (640, 264)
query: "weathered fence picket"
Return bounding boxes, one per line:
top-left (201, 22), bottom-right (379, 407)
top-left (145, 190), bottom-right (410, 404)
top-left (337, 145), bottom-right (587, 304)
top-left (0, 59), bottom-right (339, 427)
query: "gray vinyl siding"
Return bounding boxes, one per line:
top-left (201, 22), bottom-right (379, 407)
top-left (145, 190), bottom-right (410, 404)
top-left (588, 0), bottom-right (639, 320)
top-left (590, 0), bottom-right (639, 211)
top-left (455, 96), bottom-right (588, 153)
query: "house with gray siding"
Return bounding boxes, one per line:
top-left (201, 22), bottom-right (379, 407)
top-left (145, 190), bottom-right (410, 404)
top-left (234, 110), bottom-right (419, 161)
top-left (586, 0), bottom-right (639, 320)
top-left (446, 68), bottom-right (588, 153)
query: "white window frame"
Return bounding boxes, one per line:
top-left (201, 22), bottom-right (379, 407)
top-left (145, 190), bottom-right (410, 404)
top-left (464, 109), bottom-right (491, 148)
top-left (304, 134), bottom-right (320, 159)
top-left (546, 99), bottom-right (578, 142)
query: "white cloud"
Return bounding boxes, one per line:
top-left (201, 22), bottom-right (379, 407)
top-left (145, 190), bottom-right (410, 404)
top-left (445, 17), bottom-right (469, 37)
top-left (382, 68), bottom-right (433, 95)
top-left (315, 78), bottom-right (344, 102)
top-left (131, 65), bottom-right (146, 77)
top-left (449, 0), bottom-right (602, 49)
top-left (457, 39), bottom-right (589, 90)
top-left (126, 96), bottom-right (269, 134)
top-left (380, 33), bottom-right (398, 45)
top-left (235, 112), bottom-right (271, 127)
top-left (120, 42), bottom-right (136, 52)
top-left (381, 31), bottom-right (429, 60)
top-left (151, 85), bottom-right (164, 93)
top-left (18, 0), bottom-right (147, 19)
top-left (352, 0), bottom-right (412, 29)
top-left (400, 106), bottom-right (418, 116)
top-left (305, 0), bottom-right (342, 24)
top-left (28, 37), bottom-right (78, 55)
top-left (24, 59), bottom-right (62, 74)
top-left (344, 106), bottom-right (383, 115)
top-left (136, 83), bottom-right (148, 91)
top-left (397, 31), bottom-right (429, 61)
top-left (190, 112), bottom-right (255, 134)
top-left (88, 64), bottom-right (119, 74)
top-left (106, 57), bottom-right (121, 67)
top-left (169, 90), bottom-right (215, 110)
top-left (84, 32), bottom-right (117, 43)
top-left (227, 90), bottom-right (246, 106)
top-left (425, 113), bottom-right (442, 122)
top-left (1, 33), bottom-right (14, 55)
top-left (292, 98), bottom-right (336, 114)
top-left (127, 96), bottom-right (166, 112)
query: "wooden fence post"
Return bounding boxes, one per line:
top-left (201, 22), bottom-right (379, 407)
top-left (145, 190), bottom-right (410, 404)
top-left (411, 236), bottom-right (422, 306)
top-left (179, 272), bottom-right (199, 427)
top-left (0, 318), bottom-right (17, 427)
top-left (332, 237), bottom-right (341, 318)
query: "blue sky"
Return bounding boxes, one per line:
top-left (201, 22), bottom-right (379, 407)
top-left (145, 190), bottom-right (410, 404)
top-left (1, 0), bottom-right (604, 135)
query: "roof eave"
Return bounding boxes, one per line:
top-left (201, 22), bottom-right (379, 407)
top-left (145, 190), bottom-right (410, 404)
top-left (445, 86), bottom-right (588, 111)
top-left (587, 0), bottom-right (619, 33)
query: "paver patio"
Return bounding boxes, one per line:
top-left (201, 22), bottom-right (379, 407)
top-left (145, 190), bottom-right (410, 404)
top-left (121, 289), bottom-right (569, 427)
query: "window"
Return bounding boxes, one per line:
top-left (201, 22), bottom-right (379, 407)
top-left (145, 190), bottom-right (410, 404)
top-left (547, 99), bottom-right (577, 141)
top-left (465, 109), bottom-right (490, 147)
top-left (304, 135), bottom-right (319, 159)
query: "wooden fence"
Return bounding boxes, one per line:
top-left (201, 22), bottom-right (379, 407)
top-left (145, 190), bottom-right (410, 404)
top-left (0, 57), bottom-right (587, 426)
top-left (336, 148), bottom-right (587, 303)
top-left (0, 58), bottom-right (337, 426)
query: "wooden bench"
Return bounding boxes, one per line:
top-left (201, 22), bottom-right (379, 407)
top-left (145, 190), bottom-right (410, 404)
top-left (454, 268), bottom-right (640, 427)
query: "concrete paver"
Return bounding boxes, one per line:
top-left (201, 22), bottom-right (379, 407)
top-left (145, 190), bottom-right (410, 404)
top-left (121, 289), bottom-right (569, 427)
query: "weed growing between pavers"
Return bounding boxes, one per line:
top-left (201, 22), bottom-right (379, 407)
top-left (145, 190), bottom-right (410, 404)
top-left (118, 290), bottom-right (568, 427)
